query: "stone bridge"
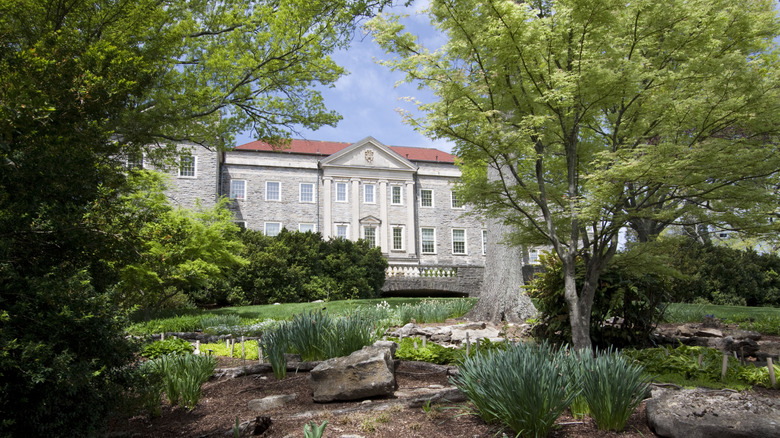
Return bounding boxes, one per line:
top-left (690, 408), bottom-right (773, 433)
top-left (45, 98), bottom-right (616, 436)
top-left (381, 265), bottom-right (484, 297)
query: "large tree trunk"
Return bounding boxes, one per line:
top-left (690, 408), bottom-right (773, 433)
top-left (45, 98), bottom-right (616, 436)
top-left (465, 218), bottom-right (537, 324)
top-left (562, 255), bottom-right (592, 351)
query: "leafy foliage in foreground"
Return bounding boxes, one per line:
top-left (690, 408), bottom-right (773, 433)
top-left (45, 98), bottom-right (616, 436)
top-left (151, 354), bottom-right (217, 411)
top-left (623, 345), bottom-right (778, 390)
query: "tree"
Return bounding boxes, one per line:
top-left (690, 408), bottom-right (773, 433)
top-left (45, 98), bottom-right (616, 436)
top-left (1, 0), bottom-right (392, 433)
top-left (113, 171), bottom-right (247, 310)
top-left (370, 0), bottom-right (780, 349)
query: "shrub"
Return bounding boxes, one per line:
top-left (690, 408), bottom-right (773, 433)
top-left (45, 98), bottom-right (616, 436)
top-left (664, 237), bottom-right (780, 307)
top-left (529, 251), bottom-right (670, 348)
top-left (0, 270), bottom-right (136, 436)
top-left (576, 349), bottom-right (651, 431)
top-left (451, 342), bottom-right (578, 438)
top-left (126, 314), bottom-right (203, 336)
top-left (140, 338), bottom-right (195, 359)
top-left (230, 229), bottom-right (387, 304)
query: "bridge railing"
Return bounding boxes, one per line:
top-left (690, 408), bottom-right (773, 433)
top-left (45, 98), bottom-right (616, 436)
top-left (385, 265), bottom-right (458, 278)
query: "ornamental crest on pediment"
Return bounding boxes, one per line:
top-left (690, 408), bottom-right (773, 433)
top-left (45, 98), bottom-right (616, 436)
top-left (364, 149), bottom-right (374, 163)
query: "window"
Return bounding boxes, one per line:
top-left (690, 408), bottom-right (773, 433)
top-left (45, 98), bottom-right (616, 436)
top-left (420, 189), bottom-right (433, 207)
top-left (392, 226), bottom-right (404, 251)
top-left (421, 228), bottom-right (436, 253)
top-left (364, 184), bottom-right (375, 203)
top-left (235, 221), bottom-right (246, 230)
top-left (336, 182), bottom-right (347, 202)
top-left (299, 183), bottom-right (314, 203)
top-left (264, 222), bottom-right (281, 237)
top-left (178, 155), bottom-right (196, 177)
top-left (391, 186), bottom-right (402, 205)
top-left (452, 229), bottom-right (466, 254)
top-left (529, 249), bottom-right (539, 264)
top-left (363, 226), bottom-right (376, 248)
top-left (299, 223), bottom-right (315, 233)
top-left (482, 230), bottom-right (487, 255)
top-left (126, 150), bottom-right (143, 170)
top-left (336, 224), bottom-right (348, 239)
top-left (266, 181), bottom-right (280, 201)
top-left (230, 180), bottom-right (246, 200)
top-left (451, 191), bottom-right (463, 208)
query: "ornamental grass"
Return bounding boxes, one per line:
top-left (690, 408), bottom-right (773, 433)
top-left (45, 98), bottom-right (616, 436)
top-left (451, 342), bottom-right (578, 438)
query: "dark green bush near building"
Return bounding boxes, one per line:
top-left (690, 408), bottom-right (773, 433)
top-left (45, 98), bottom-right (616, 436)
top-left (528, 252), bottom-right (671, 349)
top-left (224, 229), bottom-right (387, 305)
top-left (664, 238), bottom-right (780, 307)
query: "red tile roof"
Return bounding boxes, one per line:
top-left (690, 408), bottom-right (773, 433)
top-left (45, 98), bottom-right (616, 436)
top-left (235, 139), bottom-right (456, 163)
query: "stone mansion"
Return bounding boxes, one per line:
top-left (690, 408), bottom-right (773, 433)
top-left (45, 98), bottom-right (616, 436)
top-left (163, 137), bottom-right (488, 270)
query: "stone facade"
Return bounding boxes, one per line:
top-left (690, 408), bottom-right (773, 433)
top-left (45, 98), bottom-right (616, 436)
top-left (165, 137), bottom-right (487, 270)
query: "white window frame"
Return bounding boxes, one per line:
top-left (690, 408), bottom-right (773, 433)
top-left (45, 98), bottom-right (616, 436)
top-left (529, 249), bottom-right (540, 264)
top-left (335, 224), bottom-right (349, 239)
top-left (482, 229), bottom-right (487, 255)
top-left (420, 189), bottom-right (433, 207)
top-left (391, 226), bottom-right (405, 251)
top-left (421, 227), bottom-right (436, 254)
top-left (363, 226), bottom-right (377, 248)
top-left (230, 180), bottom-right (246, 200)
top-left (451, 191), bottom-right (464, 209)
top-left (178, 155), bottom-right (197, 178)
top-left (335, 182), bottom-right (348, 202)
top-left (299, 183), bottom-right (314, 203)
top-left (391, 186), bottom-right (403, 205)
top-left (364, 183), bottom-right (375, 204)
top-left (299, 223), bottom-right (315, 233)
top-left (126, 150), bottom-right (144, 170)
top-left (264, 222), bottom-right (282, 237)
top-left (452, 229), bottom-right (467, 255)
top-left (265, 181), bottom-right (281, 201)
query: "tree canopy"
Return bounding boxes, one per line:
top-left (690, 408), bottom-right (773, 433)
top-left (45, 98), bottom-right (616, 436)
top-left (370, 0), bottom-right (780, 349)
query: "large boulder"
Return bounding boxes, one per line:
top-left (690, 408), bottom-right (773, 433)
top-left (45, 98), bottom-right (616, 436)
top-left (646, 387), bottom-right (780, 438)
top-left (308, 342), bottom-right (398, 402)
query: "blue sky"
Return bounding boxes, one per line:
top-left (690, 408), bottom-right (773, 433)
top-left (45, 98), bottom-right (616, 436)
top-left (234, 0), bottom-right (455, 153)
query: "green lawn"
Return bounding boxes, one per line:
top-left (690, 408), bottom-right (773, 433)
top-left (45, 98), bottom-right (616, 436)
top-left (663, 302), bottom-right (780, 322)
top-left (210, 297), bottom-right (465, 320)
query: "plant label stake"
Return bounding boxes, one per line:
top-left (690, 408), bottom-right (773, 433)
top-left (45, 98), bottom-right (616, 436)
top-left (413, 339), bottom-right (418, 350)
top-left (422, 337), bottom-right (427, 348)
top-left (257, 341), bottom-right (263, 364)
top-left (241, 336), bottom-right (245, 359)
top-left (466, 332), bottom-right (471, 356)
top-left (768, 357), bottom-right (776, 387)
top-left (697, 354), bottom-right (703, 368)
top-left (161, 332), bottom-right (164, 341)
top-left (721, 354), bottom-right (729, 380)
top-left (195, 340), bottom-right (200, 355)
top-left (230, 339), bottom-right (235, 358)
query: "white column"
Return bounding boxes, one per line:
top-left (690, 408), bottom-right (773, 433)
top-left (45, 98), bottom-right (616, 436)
top-left (379, 179), bottom-right (388, 251)
top-left (351, 178), bottom-right (360, 241)
top-left (406, 181), bottom-right (415, 256)
top-left (322, 177), bottom-right (332, 239)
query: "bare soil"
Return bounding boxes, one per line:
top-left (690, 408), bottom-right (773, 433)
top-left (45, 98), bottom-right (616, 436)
top-left (109, 356), bottom-right (658, 438)
top-left (108, 320), bottom-right (778, 437)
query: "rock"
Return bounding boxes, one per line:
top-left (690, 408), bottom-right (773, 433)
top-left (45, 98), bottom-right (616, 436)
top-left (646, 387), bottom-right (780, 438)
top-left (430, 332), bottom-right (452, 343)
top-left (730, 329), bottom-right (762, 341)
top-left (712, 336), bottom-right (760, 357)
top-left (449, 327), bottom-right (502, 344)
top-left (308, 342), bottom-right (398, 402)
top-left (248, 394), bottom-right (297, 412)
top-left (694, 328), bottom-right (723, 338)
top-left (677, 325), bottom-right (696, 337)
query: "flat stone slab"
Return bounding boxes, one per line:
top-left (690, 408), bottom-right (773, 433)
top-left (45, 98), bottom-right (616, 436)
top-left (646, 387), bottom-right (780, 438)
top-left (248, 394), bottom-right (297, 412)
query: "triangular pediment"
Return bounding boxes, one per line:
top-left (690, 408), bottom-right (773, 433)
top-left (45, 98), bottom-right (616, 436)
top-left (359, 215), bottom-right (381, 225)
top-left (320, 137), bottom-right (417, 172)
